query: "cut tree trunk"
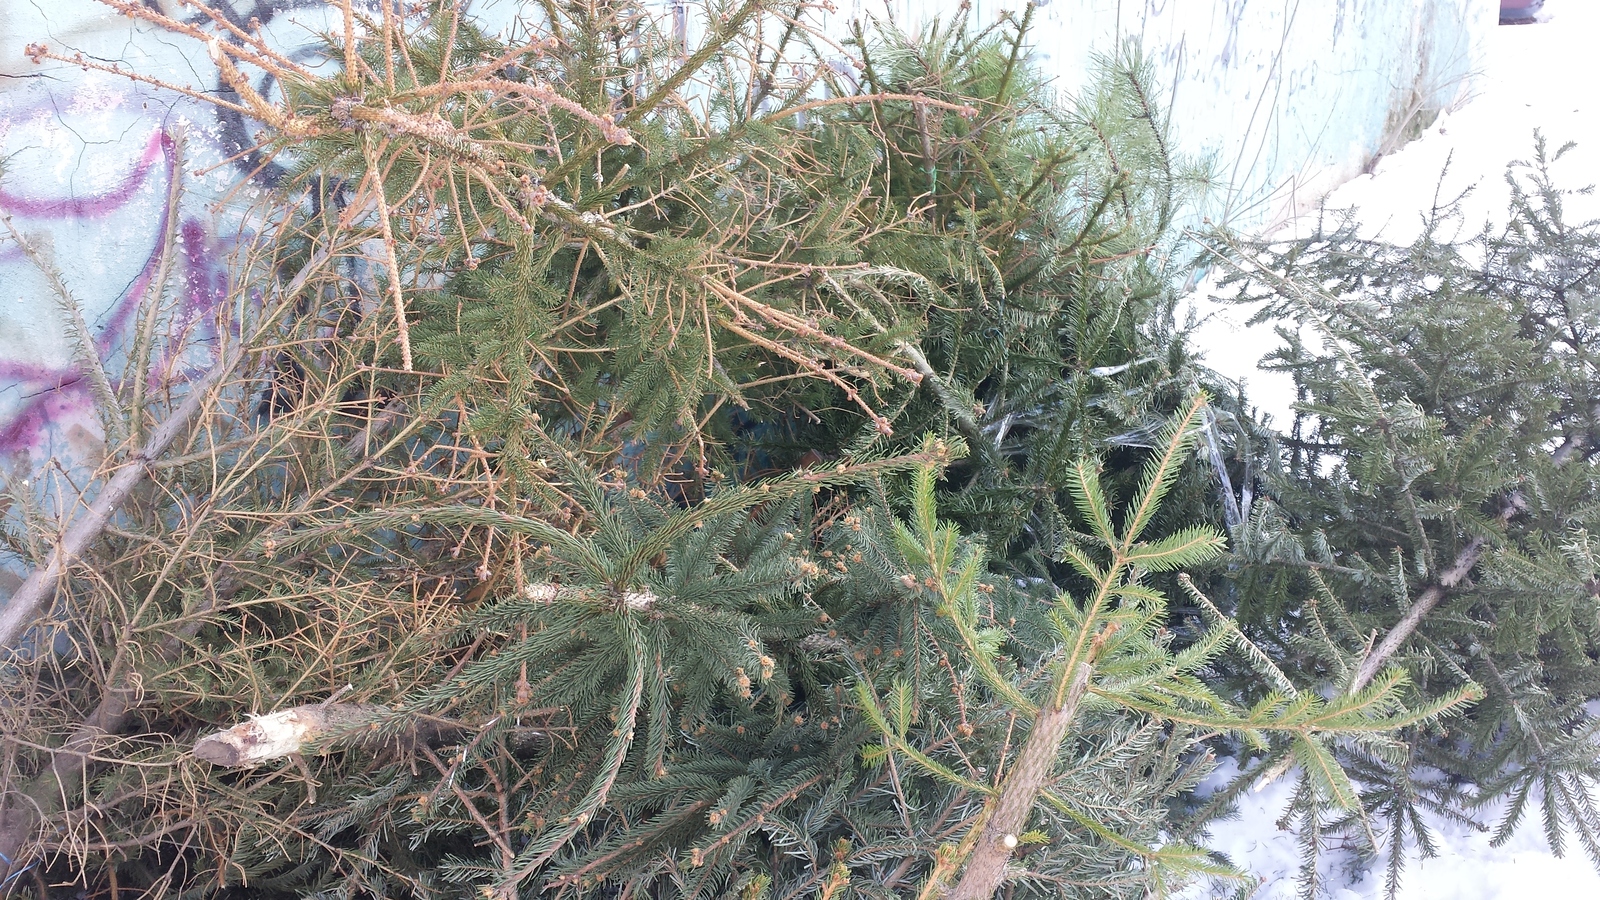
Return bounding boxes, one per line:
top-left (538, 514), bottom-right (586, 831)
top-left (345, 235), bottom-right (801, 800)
top-left (946, 662), bottom-right (1093, 900)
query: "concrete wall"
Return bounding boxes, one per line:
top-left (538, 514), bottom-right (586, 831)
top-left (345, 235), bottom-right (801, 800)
top-left (864, 0), bottom-right (1493, 227)
top-left (0, 0), bottom-right (1491, 470)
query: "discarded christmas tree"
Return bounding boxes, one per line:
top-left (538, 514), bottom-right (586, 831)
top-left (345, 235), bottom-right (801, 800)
top-left (1199, 137), bottom-right (1600, 896)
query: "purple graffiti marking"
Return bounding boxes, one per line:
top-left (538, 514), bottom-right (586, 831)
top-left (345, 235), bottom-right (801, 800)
top-left (1, 2), bottom-right (336, 466)
top-left (0, 130), bottom-right (171, 220)
top-left (0, 123), bottom-right (234, 457)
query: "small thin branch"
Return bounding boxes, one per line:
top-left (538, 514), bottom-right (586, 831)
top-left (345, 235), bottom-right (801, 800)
top-left (421, 744), bottom-right (515, 866)
top-left (129, 125), bottom-right (188, 447)
top-left (1350, 494), bottom-right (1526, 692)
top-left (0, 374), bottom-right (223, 652)
top-left (1, 211), bottom-right (125, 445)
top-left (362, 141), bottom-right (415, 371)
top-left (758, 91), bottom-right (978, 125)
top-left (827, 274), bottom-right (983, 444)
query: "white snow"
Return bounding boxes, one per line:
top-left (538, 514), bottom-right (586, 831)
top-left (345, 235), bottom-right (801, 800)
top-left (1183, 3), bottom-right (1600, 896)
top-left (1184, 758), bottom-right (1600, 899)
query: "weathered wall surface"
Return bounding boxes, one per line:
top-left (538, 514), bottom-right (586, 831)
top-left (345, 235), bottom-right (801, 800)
top-left (867, 0), bottom-right (1493, 227)
top-left (0, 1), bottom-right (330, 469)
top-left (0, 0), bottom-right (1490, 473)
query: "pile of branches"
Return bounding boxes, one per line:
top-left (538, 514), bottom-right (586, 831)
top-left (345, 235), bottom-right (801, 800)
top-left (0, 2), bottom-right (1536, 899)
top-left (0, 3), bottom-right (1224, 894)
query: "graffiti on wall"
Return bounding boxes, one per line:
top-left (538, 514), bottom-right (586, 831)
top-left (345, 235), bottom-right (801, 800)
top-left (0, 1), bottom-right (342, 469)
top-left (0, 127), bottom-right (230, 455)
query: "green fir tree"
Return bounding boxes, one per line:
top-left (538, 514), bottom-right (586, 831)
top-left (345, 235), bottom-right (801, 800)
top-left (0, 3), bottom-right (1504, 900)
top-left (1200, 136), bottom-right (1600, 897)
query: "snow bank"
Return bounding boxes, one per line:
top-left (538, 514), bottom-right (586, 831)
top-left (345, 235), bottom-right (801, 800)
top-left (1185, 758), bottom-right (1600, 899)
top-left (1186, 0), bottom-right (1600, 429)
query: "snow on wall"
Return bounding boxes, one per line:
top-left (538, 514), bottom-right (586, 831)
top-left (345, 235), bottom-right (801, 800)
top-left (0, 0), bottom-right (1490, 468)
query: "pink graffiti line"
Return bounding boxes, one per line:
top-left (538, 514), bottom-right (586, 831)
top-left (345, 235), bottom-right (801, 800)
top-left (0, 371), bottom-right (86, 453)
top-left (0, 128), bottom-right (235, 455)
top-left (0, 130), bottom-right (171, 219)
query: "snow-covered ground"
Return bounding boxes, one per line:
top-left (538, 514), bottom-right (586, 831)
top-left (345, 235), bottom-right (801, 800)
top-left (1187, 758), bottom-right (1600, 899)
top-left (1184, 3), bottom-right (1600, 897)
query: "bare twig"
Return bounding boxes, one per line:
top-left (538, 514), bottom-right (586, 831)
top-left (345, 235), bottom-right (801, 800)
top-left (362, 141), bottom-right (415, 371)
top-left (129, 125), bottom-right (189, 446)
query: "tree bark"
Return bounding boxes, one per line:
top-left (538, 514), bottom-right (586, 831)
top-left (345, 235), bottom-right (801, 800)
top-left (193, 702), bottom-right (398, 766)
top-left (946, 662), bottom-right (1092, 900)
top-left (1350, 537), bottom-right (1486, 692)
